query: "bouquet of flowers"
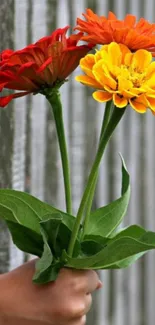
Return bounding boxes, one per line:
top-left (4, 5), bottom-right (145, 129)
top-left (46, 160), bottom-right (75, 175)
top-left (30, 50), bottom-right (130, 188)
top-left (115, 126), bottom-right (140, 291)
top-left (1, 9), bottom-right (155, 284)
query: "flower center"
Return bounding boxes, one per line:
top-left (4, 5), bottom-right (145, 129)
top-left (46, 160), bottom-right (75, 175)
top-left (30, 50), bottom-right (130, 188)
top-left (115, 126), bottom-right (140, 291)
top-left (119, 64), bottom-right (146, 88)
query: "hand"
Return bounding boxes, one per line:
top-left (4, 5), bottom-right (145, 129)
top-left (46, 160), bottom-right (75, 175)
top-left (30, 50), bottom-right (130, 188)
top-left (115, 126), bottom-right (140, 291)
top-left (0, 259), bottom-right (102, 325)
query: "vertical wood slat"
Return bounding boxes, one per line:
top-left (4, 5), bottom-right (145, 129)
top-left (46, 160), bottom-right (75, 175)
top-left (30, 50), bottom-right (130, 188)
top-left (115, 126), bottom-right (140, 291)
top-left (9, 0), bottom-right (28, 271)
top-left (56, 0), bottom-right (70, 211)
top-left (111, 1), bottom-right (129, 325)
top-left (68, 0), bottom-right (86, 215)
top-left (30, 0), bottom-right (47, 201)
top-left (143, 3), bottom-right (155, 325)
top-left (96, 0), bottom-right (109, 322)
top-left (44, 0), bottom-right (58, 208)
top-left (126, 3), bottom-right (143, 325)
top-left (0, 0), bottom-right (14, 273)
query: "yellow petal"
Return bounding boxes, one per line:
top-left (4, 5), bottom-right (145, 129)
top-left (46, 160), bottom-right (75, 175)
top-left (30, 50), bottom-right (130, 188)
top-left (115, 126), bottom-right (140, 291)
top-left (118, 77), bottom-right (133, 93)
top-left (104, 85), bottom-right (119, 93)
top-left (145, 74), bottom-right (155, 88)
top-left (80, 54), bottom-right (96, 78)
top-left (129, 94), bottom-right (148, 113)
top-left (100, 45), bottom-right (109, 52)
top-left (124, 52), bottom-right (134, 66)
top-left (122, 89), bottom-right (139, 99)
top-left (93, 90), bottom-right (112, 102)
top-left (109, 65), bottom-right (121, 78)
top-left (113, 93), bottom-right (128, 108)
top-left (108, 42), bottom-right (122, 66)
top-left (95, 49), bottom-right (109, 63)
top-left (75, 75), bottom-right (101, 88)
top-left (146, 61), bottom-right (155, 78)
top-left (131, 50), bottom-right (152, 71)
top-left (93, 61), bottom-right (117, 90)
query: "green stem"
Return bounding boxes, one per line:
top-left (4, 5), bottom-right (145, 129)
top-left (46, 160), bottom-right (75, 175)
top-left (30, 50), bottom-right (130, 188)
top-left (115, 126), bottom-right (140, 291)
top-left (100, 100), bottom-right (114, 137)
top-left (81, 101), bottom-right (114, 239)
top-left (68, 105), bottom-right (126, 256)
top-left (46, 90), bottom-right (72, 215)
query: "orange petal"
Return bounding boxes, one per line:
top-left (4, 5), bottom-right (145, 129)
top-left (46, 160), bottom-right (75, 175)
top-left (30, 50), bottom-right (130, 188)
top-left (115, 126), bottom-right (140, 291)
top-left (93, 90), bottom-right (112, 102)
top-left (113, 93), bottom-right (128, 108)
top-left (124, 14), bottom-right (136, 28)
top-left (129, 94), bottom-right (148, 113)
top-left (80, 54), bottom-right (96, 78)
top-left (119, 44), bottom-right (131, 64)
top-left (75, 75), bottom-right (101, 88)
top-left (124, 52), bottom-right (134, 66)
top-left (146, 96), bottom-right (155, 112)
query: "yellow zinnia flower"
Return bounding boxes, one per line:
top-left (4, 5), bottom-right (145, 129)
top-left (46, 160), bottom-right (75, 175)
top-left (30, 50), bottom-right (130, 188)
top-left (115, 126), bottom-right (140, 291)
top-left (75, 42), bottom-right (155, 113)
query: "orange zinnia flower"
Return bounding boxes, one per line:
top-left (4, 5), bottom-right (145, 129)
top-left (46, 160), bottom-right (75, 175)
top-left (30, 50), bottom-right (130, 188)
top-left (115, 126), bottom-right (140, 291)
top-left (75, 9), bottom-right (155, 54)
top-left (0, 26), bottom-right (92, 107)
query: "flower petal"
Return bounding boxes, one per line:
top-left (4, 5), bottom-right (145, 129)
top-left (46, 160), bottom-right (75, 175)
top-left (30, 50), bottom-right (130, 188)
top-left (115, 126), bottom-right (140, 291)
top-left (146, 96), bottom-right (155, 112)
top-left (108, 42), bottom-right (122, 66)
top-left (80, 54), bottom-right (96, 78)
top-left (37, 57), bottom-right (53, 73)
top-left (131, 50), bottom-right (152, 71)
top-left (113, 94), bottom-right (128, 108)
top-left (93, 90), bottom-right (112, 102)
top-left (0, 91), bottom-right (31, 107)
top-left (129, 94), bottom-right (148, 113)
top-left (75, 75), bottom-right (101, 88)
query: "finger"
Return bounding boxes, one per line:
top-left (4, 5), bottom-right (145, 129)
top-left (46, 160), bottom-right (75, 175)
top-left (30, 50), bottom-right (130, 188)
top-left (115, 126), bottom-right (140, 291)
top-left (69, 315), bottom-right (86, 325)
top-left (85, 293), bottom-right (92, 314)
top-left (85, 270), bottom-right (102, 293)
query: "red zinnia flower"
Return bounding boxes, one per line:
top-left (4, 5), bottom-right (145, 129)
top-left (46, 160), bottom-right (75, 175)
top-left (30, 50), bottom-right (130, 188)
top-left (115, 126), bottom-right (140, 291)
top-left (75, 9), bottom-right (155, 54)
top-left (0, 26), bottom-right (92, 107)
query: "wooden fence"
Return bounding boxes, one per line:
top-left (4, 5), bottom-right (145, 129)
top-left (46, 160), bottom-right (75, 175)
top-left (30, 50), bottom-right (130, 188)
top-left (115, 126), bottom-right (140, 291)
top-left (0, 0), bottom-right (155, 324)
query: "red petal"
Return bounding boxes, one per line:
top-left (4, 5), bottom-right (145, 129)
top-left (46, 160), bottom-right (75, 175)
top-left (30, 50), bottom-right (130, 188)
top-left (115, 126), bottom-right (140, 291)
top-left (0, 91), bottom-right (31, 107)
top-left (18, 61), bottom-right (37, 74)
top-left (1, 49), bottom-right (14, 60)
top-left (37, 57), bottom-right (53, 73)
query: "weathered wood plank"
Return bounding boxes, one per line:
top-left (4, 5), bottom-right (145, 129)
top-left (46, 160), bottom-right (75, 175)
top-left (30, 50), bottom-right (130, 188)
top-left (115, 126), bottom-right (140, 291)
top-left (0, 0), bottom-right (15, 273)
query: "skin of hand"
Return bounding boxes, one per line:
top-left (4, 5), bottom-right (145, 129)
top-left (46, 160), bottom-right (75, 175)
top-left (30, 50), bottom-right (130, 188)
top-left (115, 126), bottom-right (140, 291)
top-left (0, 259), bottom-right (102, 325)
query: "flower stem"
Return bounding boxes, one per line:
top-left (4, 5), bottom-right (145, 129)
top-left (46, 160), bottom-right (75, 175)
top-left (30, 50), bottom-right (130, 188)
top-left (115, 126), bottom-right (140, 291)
top-left (46, 89), bottom-right (72, 215)
top-left (81, 100), bottom-right (114, 239)
top-left (67, 105), bottom-right (126, 256)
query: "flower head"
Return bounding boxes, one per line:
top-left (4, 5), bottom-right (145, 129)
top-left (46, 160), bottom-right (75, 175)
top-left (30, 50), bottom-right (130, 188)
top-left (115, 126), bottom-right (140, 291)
top-left (75, 9), bottom-right (155, 54)
top-left (0, 26), bottom-right (92, 107)
top-left (76, 42), bottom-right (155, 113)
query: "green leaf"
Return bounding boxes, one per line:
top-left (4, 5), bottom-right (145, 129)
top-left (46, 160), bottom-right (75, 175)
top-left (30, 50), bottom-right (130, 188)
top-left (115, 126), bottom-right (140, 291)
top-left (40, 213), bottom-right (80, 257)
top-left (33, 223), bottom-right (54, 283)
top-left (81, 234), bottom-right (109, 256)
top-left (6, 220), bottom-right (43, 256)
top-left (40, 213), bottom-right (63, 255)
top-left (0, 189), bottom-right (76, 235)
top-left (33, 263), bottom-right (61, 284)
top-left (83, 156), bottom-right (130, 238)
top-left (63, 230), bottom-right (155, 270)
top-left (110, 225), bottom-right (146, 240)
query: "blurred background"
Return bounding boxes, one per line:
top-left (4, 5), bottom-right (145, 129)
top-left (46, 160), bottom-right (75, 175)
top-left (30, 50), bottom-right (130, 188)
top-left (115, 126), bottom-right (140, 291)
top-left (0, 0), bottom-right (155, 324)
